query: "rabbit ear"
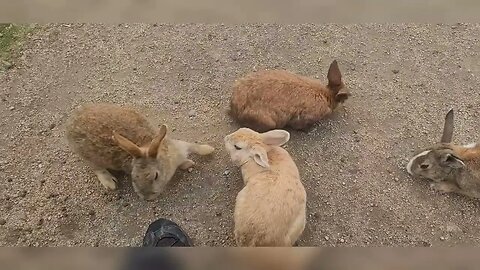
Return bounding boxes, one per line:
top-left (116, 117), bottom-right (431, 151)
top-left (440, 152), bottom-right (465, 168)
top-left (112, 131), bottom-right (143, 158)
top-left (440, 109), bottom-right (454, 143)
top-left (327, 60), bottom-right (342, 90)
top-left (260, 130), bottom-right (290, 146)
top-left (147, 124), bottom-right (167, 158)
top-left (335, 89), bottom-right (350, 103)
top-left (251, 145), bottom-right (270, 168)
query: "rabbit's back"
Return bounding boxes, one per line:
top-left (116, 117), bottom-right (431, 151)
top-left (234, 147), bottom-right (306, 246)
top-left (231, 70), bottom-right (331, 131)
top-left (66, 103), bottom-right (155, 171)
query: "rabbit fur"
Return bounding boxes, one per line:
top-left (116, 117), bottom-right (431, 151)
top-left (66, 103), bottom-right (215, 200)
top-left (407, 109), bottom-right (480, 198)
top-left (224, 127), bottom-right (306, 246)
top-left (229, 60), bottom-right (350, 132)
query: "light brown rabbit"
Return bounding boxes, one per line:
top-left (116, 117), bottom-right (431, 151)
top-left (224, 127), bottom-right (307, 246)
top-left (407, 109), bottom-right (480, 198)
top-left (229, 60), bottom-right (350, 132)
top-left (66, 103), bottom-right (215, 201)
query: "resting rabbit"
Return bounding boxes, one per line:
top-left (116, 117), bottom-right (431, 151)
top-left (224, 127), bottom-right (306, 246)
top-left (407, 109), bottom-right (480, 198)
top-left (230, 60), bottom-right (350, 132)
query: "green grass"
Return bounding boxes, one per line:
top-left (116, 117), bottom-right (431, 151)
top-left (0, 23), bottom-right (34, 69)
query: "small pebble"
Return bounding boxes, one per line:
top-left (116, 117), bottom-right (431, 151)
top-left (187, 167), bottom-right (193, 173)
top-left (19, 190), bottom-right (27, 198)
top-left (9, 106), bottom-right (15, 111)
top-left (123, 202), bottom-right (129, 207)
top-left (440, 236), bottom-right (446, 241)
top-left (324, 236), bottom-right (329, 241)
top-left (392, 69), bottom-right (399, 74)
top-left (0, 219), bottom-right (6, 225)
top-left (339, 238), bottom-right (345, 243)
top-left (88, 210), bottom-right (96, 216)
top-left (223, 169), bottom-right (230, 176)
top-left (188, 110), bottom-right (196, 118)
top-left (446, 224), bottom-right (462, 233)
top-left (2, 61), bottom-right (13, 69)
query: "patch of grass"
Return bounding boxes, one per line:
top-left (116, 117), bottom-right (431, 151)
top-left (0, 23), bottom-right (34, 69)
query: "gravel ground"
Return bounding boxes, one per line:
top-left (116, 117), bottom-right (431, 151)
top-left (1, 24), bottom-right (480, 247)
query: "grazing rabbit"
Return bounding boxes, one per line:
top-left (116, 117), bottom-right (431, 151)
top-left (224, 127), bottom-right (307, 246)
top-left (229, 60), bottom-right (350, 132)
top-left (407, 109), bottom-right (480, 198)
top-left (66, 103), bottom-right (215, 201)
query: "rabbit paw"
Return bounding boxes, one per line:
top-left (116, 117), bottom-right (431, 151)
top-left (430, 182), bottom-right (455, 194)
top-left (180, 159), bottom-right (195, 170)
top-left (94, 169), bottom-right (118, 190)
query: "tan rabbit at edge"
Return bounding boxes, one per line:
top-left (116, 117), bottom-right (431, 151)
top-left (407, 109), bottom-right (480, 198)
top-left (66, 103), bottom-right (215, 201)
top-left (224, 127), bottom-right (307, 246)
top-left (229, 60), bottom-right (350, 132)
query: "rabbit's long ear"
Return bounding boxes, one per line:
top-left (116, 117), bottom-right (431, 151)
top-left (251, 145), bottom-right (270, 168)
top-left (261, 129), bottom-right (290, 146)
top-left (112, 131), bottom-right (143, 158)
top-left (147, 125), bottom-right (167, 158)
top-left (327, 60), bottom-right (342, 92)
top-left (440, 109), bottom-right (454, 143)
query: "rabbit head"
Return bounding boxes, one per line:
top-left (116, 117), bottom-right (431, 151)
top-left (406, 109), bottom-right (466, 182)
top-left (327, 60), bottom-right (350, 108)
top-left (224, 127), bottom-right (290, 168)
top-left (113, 125), bottom-right (168, 201)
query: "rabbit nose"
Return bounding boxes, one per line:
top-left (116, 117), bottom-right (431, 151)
top-left (138, 190), bottom-right (156, 201)
top-left (143, 193), bottom-right (156, 201)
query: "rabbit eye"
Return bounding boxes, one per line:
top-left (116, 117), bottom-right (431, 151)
top-left (154, 172), bottom-right (159, 180)
top-left (234, 145), bottom-right (242, 150)
top-left (420, 164), bottom-right (430, 170)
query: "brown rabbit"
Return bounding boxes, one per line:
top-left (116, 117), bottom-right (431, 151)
top-left (224, 127), bottom-right (307, 246)
top-left (407, 109), bottom-right (480, 198)
top-left (229, 60), bottom-right (350, 132)
top-left (66, 103), bottom-right (214, 200)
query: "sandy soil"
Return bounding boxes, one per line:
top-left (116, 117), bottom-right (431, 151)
top-left (1, 24), bottom-right (480, 247)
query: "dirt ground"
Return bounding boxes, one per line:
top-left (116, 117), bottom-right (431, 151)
top-left (1, 24), bottom-right (480, 247)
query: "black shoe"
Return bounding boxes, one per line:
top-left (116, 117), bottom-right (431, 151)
top-left (142, 218), bottom-right (193, 247)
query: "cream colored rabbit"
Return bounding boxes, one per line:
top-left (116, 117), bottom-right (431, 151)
top-left (66, 103), bottom-right (214, 200)
top-left (224, 127), bottom-right (307, 246)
